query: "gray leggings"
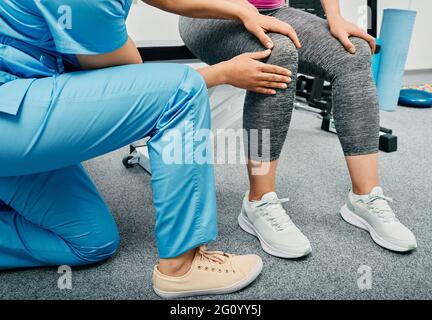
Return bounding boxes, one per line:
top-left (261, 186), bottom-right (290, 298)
top-left (179, 6), bottom-right (380, 161)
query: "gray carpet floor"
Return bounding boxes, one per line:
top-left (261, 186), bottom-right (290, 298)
top-left (1, 101), bottom-right (431, 300)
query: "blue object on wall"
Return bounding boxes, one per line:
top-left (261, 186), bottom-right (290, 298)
top-left (376, 9), bottom-right (416, 112)
top-left (399, 89), bottom-right (432, 108)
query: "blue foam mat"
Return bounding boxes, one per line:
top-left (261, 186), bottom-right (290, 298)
top-left (376, 9), bottom-right (417, 112)
top-left (399, 89), bottom-right (432, 108)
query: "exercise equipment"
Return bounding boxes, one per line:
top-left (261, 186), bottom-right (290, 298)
top-left (375, 9), bottom-right (417, 112)
top-left (399, 88), bottom-right (432, 108)
top-left (296, 75), bottom-right (398, 153)
top-left (371, 38), bottom-right (382, 84)
top-left (293, 0), bottom-right (397, 153)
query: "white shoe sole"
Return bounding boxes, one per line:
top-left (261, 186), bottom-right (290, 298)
top-left (238, 212), bottom-right (311, 259)
top-left (153, 258), bottom-right (263, 299)
top-left (340, 204), bottom-right (417, 252)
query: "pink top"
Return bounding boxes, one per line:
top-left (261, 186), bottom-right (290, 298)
top-left (248, 0), bottom-right (285, 9)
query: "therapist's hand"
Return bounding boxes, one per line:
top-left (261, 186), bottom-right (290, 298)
top-left (219, 49), bottom-right (292, 95)
top-left (240, 12), bottom-right (301, 49)
top-left (230, 0), bottom-right (259, 14)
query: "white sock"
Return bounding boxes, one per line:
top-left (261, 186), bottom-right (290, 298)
top-left (351, 191), bottom-right (370, 202)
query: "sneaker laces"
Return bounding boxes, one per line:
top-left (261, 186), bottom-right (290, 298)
top-left (196, 246), bottom-right (235, 274)
top-left (252, 197), bottom-right (292, 231)
top-left (365, 194), bottom-right (398, 223)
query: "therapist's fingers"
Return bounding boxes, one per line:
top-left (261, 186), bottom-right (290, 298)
top-left (258, 62), bottom-right (292, 77)
top-left (338, 33), bottom-right (356, 54)
top-left (251, 87), bottom-right (277, 95)
top-left (246, 49), bottom-right (272, 60)
top-left (257, 73), bottom-right (292, 84)
top-left (256, 81), bottom-right (289, 89)
top-left (265, 18), bottom-right (302, 49)
top-left (248, 25), bottom-right (274, 49)
top-left (246, 50), bottom-right (293, 78)
top-left (351, 29), bottom-right (377, 53)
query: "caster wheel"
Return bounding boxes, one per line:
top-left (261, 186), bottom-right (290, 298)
top-left (122, 155), bottom-right (135, 168)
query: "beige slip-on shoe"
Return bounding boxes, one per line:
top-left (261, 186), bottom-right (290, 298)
top-left (153, 246), bottom-right (263, 298)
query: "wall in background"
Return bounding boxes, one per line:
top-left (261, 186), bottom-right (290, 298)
top-left (126, 1), bottom-right (432, 70)
top-left (127, 2), bottom-right (180, 44)
top-left (382, 0), bottom-right (432, 70)
top-left (338, 0), bottom-right (431, 70)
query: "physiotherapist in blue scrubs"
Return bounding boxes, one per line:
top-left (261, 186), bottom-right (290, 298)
top-left (0, 0), bottom-right (299, 297)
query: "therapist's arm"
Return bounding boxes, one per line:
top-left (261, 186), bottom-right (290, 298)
top-left (76, 38), bottom-right (291, 95)
top-left (77, 0), bottom-right (293, 94)
top-left (76, 37), bottom-right (143, 70)
top-left (197, 49), bottom-right (292, 95)
top-left (143, 0), bottom-right (301, 49)
top-left (143, 0), bottom-right (248, 20)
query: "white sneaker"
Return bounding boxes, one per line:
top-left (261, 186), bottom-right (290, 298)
top-left (238, 192), bottom-right (312, 258)
top-left (341, 186), bottom-right (417, 252)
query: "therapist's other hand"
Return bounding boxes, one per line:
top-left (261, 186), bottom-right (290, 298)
top-left (220, 49), bottom-right (292, 95)
top-left (240, 12), bottom-right (301, 49)
top-left (230, 0), bottom-right (259, 14)
top-left (328, 16), bottom-right (376, 54)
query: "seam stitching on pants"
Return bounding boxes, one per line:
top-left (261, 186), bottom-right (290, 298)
top-left (190, 85), bottom-right (203, 244)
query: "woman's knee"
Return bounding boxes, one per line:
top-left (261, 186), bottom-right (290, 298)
top-left (267, 35), bottom-right (299, 70)
top-left (330, 37), bottom-right (373, 79)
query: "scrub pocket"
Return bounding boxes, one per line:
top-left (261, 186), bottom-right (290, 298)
top-left (0, 44), bottom-right (61, 78)
top-left (0, 77), bottom-right (36, 116)
top-left (0, 44), bottom-right (61, 115)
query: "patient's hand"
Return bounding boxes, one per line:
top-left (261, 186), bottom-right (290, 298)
top-left (219, 49), bottom-right (292, 95)
top-left (328, 16), bottom-right (376, 54)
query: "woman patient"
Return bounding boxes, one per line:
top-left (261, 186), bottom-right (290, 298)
top-left (180, 0), bottom-right (417, 258)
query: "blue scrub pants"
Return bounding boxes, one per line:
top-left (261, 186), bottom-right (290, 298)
top-left (0, 63), bottom-right (217, 269)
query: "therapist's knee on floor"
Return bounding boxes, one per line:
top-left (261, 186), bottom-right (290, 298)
top-left (70, 212), bottom-right (120, 264)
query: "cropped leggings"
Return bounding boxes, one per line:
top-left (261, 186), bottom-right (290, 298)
top-left (179, 6), bottom-right (380, 161)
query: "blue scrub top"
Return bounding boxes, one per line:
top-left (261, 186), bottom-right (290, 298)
top-left (0, 0), bottom-right (133, 115)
